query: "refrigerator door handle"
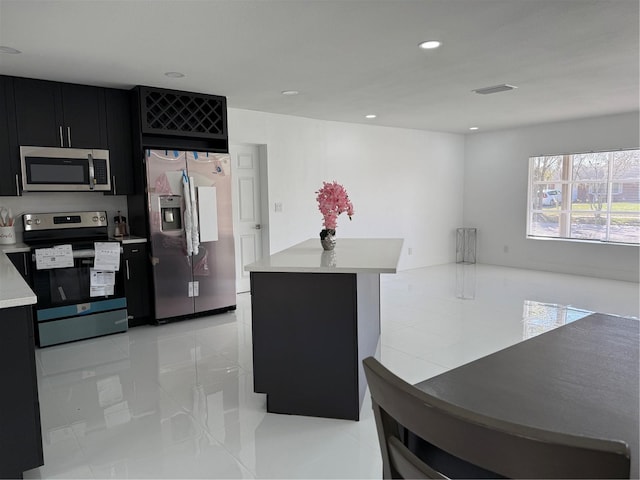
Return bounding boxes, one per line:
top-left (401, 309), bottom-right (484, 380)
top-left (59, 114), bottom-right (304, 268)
top-left (182, 171), bottom-right (194, 256)
top-left (189, 175), bottom-right (200, 254)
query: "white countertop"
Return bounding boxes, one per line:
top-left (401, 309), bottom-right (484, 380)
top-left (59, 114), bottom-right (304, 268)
top-left (110, 235), bottom-right (148, 244)
top-left (245, 238), bottom-right (404, 274)
top-left (0, 242), bottom-right (31, 253)
top-left (0, 251), bottom-right (37, 308)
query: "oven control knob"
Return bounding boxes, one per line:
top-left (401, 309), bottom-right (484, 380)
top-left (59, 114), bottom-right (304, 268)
top-left (93, 216), bottom-right (98, 222)
top-left (26, 219), bottom-right (32, 226)
top-left (35, 219), bottom-right (41, 225)
top-left (99, 215), bottom-right (105, 222)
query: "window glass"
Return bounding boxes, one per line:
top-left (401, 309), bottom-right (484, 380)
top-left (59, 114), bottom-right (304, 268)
top-left (528, 149), bottom-right (640, 245)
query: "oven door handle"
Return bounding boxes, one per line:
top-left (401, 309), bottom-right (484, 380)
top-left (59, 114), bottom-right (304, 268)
top-left (73, 249), bottom-right (97, 258)
top-left (31, 247), bottom-right (123, 262)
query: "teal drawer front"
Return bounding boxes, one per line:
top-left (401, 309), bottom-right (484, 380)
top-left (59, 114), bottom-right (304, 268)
top-left (38, 309), bottom-right (128, 347)
top-left (37, 298), bottom-right (127, 322)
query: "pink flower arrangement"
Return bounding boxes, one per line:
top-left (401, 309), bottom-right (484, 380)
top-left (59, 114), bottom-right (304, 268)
top-left (315, 181), bottom-right (354, 231)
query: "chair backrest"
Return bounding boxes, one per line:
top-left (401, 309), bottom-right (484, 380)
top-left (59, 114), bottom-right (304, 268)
top-left (362, 356), bottom-right (630, 479)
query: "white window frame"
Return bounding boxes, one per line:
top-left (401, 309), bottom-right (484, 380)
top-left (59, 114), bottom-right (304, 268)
top-left (526, 149), bottom-right (639, 246)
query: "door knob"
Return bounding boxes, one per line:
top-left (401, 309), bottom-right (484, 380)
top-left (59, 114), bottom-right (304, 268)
top-left (254, 224), bottom-right (261, 230)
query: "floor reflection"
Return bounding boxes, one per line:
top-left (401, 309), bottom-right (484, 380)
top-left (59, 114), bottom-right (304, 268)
top-left (521, 300), bottom-right (593, 339)
top-left (455, 263), bottom-right (476, 299)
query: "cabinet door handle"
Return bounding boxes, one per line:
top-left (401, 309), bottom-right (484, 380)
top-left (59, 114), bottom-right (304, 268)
top-left (131, 249), bottom-right (139, 253)
top-left (59, 126), bottom-right (64, 147)
top-left (126, 259), bottom-right (130, 280)
top-left (23, 255), bottom-right (27, 276)
top-left (15, 174), bottom-right (21, 196)
top-left (67, 127), bottom-right (72, 147)
top-left (112, 175), bottom-right (116, 195)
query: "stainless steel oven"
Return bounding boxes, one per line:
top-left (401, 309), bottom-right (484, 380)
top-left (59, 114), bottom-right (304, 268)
top-left (23, 212), bottom-right (127, 347)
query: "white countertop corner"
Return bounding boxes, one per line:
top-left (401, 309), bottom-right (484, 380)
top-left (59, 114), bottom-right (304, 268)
top-left (0, 242), bottom-right (31, 253)
top-left (110, 235), bottom-right (148, 244)
top-left (245, 238), bottom-right (404, 274)
top-left (0, 251), bottom-right (37, 308)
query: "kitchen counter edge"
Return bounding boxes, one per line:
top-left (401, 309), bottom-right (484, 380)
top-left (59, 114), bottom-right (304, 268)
top-left (110, 236), bottom-right (148, 245)
top-left (245, 238), bottom-right (404, 274)
top-left (0, 249), bottom-right (37, 308)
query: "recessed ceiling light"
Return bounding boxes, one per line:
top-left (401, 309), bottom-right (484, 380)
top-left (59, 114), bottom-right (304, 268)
top-left (281, 90), bottom-right (299, 96)
top-left (365, 114), bottom-right (377, 119)
top-left (0, 46), bottom-right (21, 54)
top-left (469, 126), bottom-right (479, 131)
top-left (418, 40), bottom-right (441, 50)
top-left (472, 84), bottom-right (517, 95)
top-left (164, 71), bottom-right (185, 78)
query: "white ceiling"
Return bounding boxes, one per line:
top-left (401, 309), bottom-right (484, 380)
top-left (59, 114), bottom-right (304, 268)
top-left (0, 0), bottom-right (638, 134)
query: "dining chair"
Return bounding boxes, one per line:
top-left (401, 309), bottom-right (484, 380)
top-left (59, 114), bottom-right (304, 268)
top-left (362, 356), bottom-right (631, 479)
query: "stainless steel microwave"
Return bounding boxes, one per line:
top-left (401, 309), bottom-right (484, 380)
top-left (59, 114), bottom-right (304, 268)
top-left (20, 146), bottom-right (111, 192)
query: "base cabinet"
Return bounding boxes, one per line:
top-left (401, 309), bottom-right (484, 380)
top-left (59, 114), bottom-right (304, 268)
top-left (123, 243), bottom-right (151, 326)
top-left (250, 271), bottom-right (381, 421)
top-left (0, 305), bottom-right (43, 478)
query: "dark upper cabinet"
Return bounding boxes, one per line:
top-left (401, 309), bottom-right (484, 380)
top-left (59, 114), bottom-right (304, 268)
top-left (0, 77), bottom-right (20, 196)
top-left (13, 77), bottom-right (107, 149)
top-left (12, 78), bottom-right (59, 147)
top-left (60, 83), bottom-right (108, 149)
top-left (105, 89), bottom-right (134, 195)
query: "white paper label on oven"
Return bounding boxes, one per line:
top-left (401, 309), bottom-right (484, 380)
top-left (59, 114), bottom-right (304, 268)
top-left (94, 242), bottom-right (121, 271)
top-left (35, 244), bottom-right (74, 270)
top-left (188, 281), bottom-right (194, 297)
top-left (90, 269), bottom-right (116, 287)
top-left (90, 285), bottom-right (114, 297)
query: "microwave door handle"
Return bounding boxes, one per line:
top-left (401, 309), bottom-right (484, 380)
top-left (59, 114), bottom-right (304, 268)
top-left (88, 153), bottom-right (95, 190)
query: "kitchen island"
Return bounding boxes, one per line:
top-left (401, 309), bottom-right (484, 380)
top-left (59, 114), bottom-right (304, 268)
top-left (0, 249), bottom-right (43, 477)
top-left (245, 238), bottom-right (403, 421)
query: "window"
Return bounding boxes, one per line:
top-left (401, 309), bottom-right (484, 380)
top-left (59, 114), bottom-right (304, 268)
top-left (527, 149), bottom-right (640, 245)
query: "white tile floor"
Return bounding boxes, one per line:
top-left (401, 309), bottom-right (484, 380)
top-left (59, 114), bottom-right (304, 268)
top-left (25, 264), bottom-right (639, 479)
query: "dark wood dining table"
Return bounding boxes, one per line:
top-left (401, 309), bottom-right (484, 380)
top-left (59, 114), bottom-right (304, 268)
top-left (414, 313), bottom-right (639, 478)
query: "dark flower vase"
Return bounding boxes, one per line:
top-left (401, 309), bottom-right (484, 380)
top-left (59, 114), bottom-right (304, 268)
top-left (320, 228), bottom-right (336, 251)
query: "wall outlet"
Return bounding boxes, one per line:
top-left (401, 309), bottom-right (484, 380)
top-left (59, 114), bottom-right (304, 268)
top-left (274, 202), bottom-right (283, 212)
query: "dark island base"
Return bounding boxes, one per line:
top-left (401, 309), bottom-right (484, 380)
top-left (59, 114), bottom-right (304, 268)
top-left (250, 271), bottom-right (381, 421)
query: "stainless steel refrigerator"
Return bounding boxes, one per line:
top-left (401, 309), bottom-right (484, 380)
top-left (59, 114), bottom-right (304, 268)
top-left (145, 149), bottom-right (236, 321)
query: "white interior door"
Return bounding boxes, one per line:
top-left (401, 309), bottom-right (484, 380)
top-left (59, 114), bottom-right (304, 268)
top-left (230, 144), bottom-right (263, 293)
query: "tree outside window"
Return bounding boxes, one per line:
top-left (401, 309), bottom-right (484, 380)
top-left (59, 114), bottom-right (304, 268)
top-left (528, 149), bottom-right (639, 245)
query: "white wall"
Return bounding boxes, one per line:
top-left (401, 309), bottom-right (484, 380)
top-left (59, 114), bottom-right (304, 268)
top-left (463, 111), bottom-right (640, 282)
top-left (227, 108), bottom-right (465, 270)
